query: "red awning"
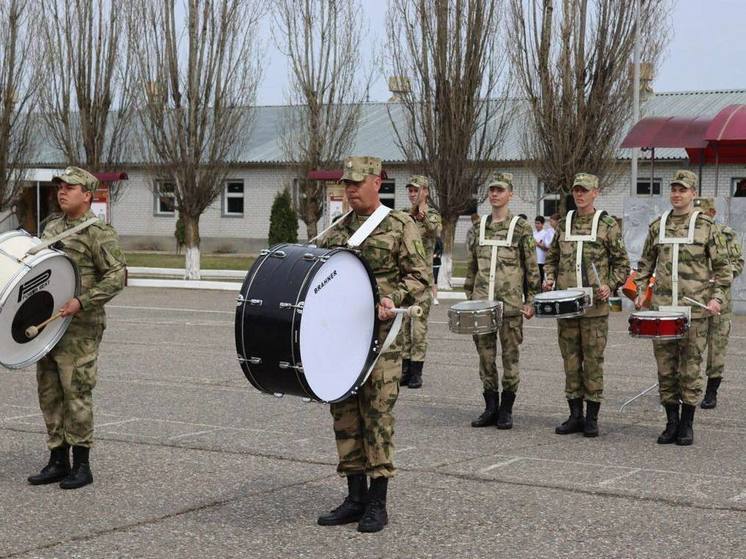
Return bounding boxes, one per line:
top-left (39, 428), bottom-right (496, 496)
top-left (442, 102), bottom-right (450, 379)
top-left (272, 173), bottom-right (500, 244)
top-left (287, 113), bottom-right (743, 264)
top-left (705, 104), bottom-right (746, 141)
top-left (93, 172), bottom-right (128, 182)
top-left (307, 169), bottom-right (389, 181)
top-left (620, 116), bottom-right (709, 149)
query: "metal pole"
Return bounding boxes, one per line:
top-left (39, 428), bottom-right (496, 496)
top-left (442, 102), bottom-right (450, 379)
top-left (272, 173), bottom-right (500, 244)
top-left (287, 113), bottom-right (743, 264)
top-left (698, 150), bottom-right (704, 195)
top-left (650, 148), bottom-right (655, 197)
top-left (714, 145), bottom-right (720, 197)
top-left (630, 0), bottom-right (641, 196)
top-left (35, 181), bottom-right (40, 234)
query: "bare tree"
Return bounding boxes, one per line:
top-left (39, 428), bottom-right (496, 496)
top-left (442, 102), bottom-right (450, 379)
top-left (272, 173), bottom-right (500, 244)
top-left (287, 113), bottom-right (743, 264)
top-left (508, 0), bottom-right (669, 213)
top-left (0, 0), bottom-right (38, 213)
top-left (386, 0), bottom-right (510, 287)
top-left (37, 0), bottom-right (135, 199)
top-left (129, 0), bottom-right (263, 279)
top-left (271, 0), bottom-right (368, 239)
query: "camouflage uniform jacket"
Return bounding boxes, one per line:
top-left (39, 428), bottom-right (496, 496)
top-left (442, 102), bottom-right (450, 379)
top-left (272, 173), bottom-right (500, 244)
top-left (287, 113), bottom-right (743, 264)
top-left (463, 213), bottom-right (540, 317)
top-left (409, 207), bottom-right (442, 263)
top-left (544, 211), bottom-right (630, 319)
top-left (635, 211), bottom-right (732, 320)
top-left (712, 223), bottom-right (744, 314)
top-left (319, 209), bottom-right (431, 346)
top-left (42, 209), bottom-right (126, 336)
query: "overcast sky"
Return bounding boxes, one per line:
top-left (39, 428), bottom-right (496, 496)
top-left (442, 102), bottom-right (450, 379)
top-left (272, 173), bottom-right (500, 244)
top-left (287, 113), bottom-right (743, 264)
top-left (255, 0), bottom-right (746, 105)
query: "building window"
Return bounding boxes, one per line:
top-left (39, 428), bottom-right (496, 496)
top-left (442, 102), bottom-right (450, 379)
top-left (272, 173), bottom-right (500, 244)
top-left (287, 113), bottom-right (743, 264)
top-left (538, 182), bottom-right (560, 216)
top-left (154, 181), bottom-right (176, 216)
top-left (637, 178), bottom-right (661, 195)
top-left (732, 177), bottom-right (746, 197)
top-left (380, 180), bottom-right (395, 209)
top-left (223, 180), bottom-right (245, 216)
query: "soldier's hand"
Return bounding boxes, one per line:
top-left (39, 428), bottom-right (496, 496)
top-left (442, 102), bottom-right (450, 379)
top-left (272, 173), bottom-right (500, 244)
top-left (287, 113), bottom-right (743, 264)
top-left (705, 299), bottom-right (721, 316)
top-left (634, 293), bottom-right (644, 310)
top-left (59, 297), bottom-right (81, 317)
top-left (521, 304), bottom-right (535, 320)
top-left (378, 297), bottom-right (396, 321)
top-left (542, 279), bottom-right (554, 292)
top-left (596, 284), bottom-right (611, 302)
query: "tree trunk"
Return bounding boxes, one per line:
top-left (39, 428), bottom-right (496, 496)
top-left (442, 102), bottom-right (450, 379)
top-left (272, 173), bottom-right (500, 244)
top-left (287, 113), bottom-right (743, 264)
top-left (184, 214), bottom-right (201, 280)
top-left (438, 217), bottom-right (457, 289)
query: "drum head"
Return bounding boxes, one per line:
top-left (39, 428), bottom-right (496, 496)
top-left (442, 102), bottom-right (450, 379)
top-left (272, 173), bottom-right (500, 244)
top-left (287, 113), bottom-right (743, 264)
top-left (450, 300), bottom-right (501, 312)
top-left (299, 251), bottom-right (376, 402)
top-left (0, 253), bottom-right (77, 369)
top-left (631, 311), bottom-right (686, 320)
top-left (534, 289), bottom-right (585, 302)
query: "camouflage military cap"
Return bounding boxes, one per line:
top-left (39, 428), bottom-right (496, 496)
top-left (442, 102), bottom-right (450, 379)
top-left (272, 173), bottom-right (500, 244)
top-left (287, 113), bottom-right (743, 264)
top-left (487, 172), bottom-right (513, 190)
top-left (340, 156), bottom-right (382, 182)
top-left (670, 169), bottom-right (697, 190)
top-left (572, 172), bottom-right (599, 190)
top-left (406, 175), bottom-right (429, 190)
top-left (52, 166), bottom-right (99, 193)
top-left (693, 197), bottom-right (715, 212)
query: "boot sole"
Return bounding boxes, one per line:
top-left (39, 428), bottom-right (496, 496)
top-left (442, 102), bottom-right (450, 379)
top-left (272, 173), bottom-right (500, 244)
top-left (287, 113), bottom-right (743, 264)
top-left (318, 515), bottom-right (363, 526)
top-left (28, 473), bottom-right (69, 485)
top-left (699, 402), bottom-right (716, 409)
top-left (496, 424), bottom-right (513, 430)
top-left (60, 478), bottom-right (93, 490)
top-left (583, 432), bottom-right (599, 438)
top-left (675, 439), bottom-right (693, 446)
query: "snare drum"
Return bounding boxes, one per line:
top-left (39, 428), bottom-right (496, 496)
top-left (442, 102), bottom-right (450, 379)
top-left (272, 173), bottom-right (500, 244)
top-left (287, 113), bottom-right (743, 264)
top-left (0, 230), bottom-right (79, 369)
top-left (235, 244), bottom-right (380, 403)
top-left (533, 289), bottom-right (587, 319)
top-left (448, 300), bottom-right (503, 335)
top-left (628, 310), bottom-right (689, 340)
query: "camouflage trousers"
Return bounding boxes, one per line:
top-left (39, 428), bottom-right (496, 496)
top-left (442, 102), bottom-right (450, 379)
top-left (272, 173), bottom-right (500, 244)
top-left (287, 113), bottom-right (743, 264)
top-left (36, 327), bottom-right (103, 449)
top-left (472, 315), bottom-right (523, 393)
top-left (653, 317), bottom-right (707, 406)
top-left (706, 312), bottom-right (732, 380)
top-left (557, 316), bottom-right (608, 402)
top-left (330, 350), bottom-right (400, 479)
top-left (401, 292), bottom-right (433, 362)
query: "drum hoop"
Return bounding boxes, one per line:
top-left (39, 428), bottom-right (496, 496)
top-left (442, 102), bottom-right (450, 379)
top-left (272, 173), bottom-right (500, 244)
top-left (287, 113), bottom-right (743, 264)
top-left (235, 244), bottom-right (281, 395)
top-left (292, 246), bottom-right (381, 403)
top-left (533, 291), bottom-right (585, 303)
top-left (0, 251), bottom-right (80, 369)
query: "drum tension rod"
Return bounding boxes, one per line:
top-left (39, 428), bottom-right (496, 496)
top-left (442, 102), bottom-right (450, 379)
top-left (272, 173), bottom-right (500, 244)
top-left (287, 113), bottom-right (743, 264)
top-left (237, 356), bottom-right (262, 365)
top-left (278, 361), bottom-right (304, 372)
top-left (279, 302), bottom-right (304, 311)
top-left (236, 296), bottom-right (262, 306)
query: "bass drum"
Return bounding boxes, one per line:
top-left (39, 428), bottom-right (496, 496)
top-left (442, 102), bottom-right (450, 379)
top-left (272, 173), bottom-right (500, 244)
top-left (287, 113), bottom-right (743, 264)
top-left (0, 230), bottom-right (79, 369)
top-left (235, 244), bottom-right (381, 403)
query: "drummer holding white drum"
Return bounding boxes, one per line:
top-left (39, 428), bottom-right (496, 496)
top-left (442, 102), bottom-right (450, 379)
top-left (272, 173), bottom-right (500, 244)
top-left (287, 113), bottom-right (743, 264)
top-left (543, 173), bottom-right (630, 438)
top-left (463, 172), bottom-right (540, 430)
top-left (27, 167), bottom-right (126, 490)
top-left (633, 170), bottom-right (732, 446)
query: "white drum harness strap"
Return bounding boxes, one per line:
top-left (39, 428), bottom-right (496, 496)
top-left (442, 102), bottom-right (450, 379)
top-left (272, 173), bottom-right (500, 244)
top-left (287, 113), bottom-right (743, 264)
top-left (563, 210), bottom-right (604, 305)
top-left (479, 214), bottom-right (521, 303)
top-left (656, 210), bottom-right (700, 320)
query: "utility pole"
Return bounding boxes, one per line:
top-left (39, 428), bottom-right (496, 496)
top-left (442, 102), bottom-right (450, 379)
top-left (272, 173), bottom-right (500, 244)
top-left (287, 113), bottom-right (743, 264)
top-left (630, 0), bottom-right (641, 196)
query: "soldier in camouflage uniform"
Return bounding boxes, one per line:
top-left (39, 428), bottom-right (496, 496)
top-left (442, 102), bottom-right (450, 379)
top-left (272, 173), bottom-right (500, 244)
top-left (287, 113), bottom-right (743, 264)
top-left (400, 175), bottom-right (442, 389)
top-left (464, 172), bottom-right (540, 430)
top-left (28, 167), bottom-right (126, 489)
top-left (635, 171), bottom-right (732, 446)
top-left (692, 198), bottom-right (743, 409)
top-left (544, 173), bottom-right (630, 438)
top-left (316, 156), bottom-right (430, 533)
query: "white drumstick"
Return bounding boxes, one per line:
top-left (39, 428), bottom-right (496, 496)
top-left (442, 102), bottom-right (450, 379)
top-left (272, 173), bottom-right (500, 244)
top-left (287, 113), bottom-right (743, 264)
top-left (391, 305), bottom-right (423, 318)
top-left (25, 311), bottom-right (63, 339)
top-left (682, 296), bottom-right (720, 316)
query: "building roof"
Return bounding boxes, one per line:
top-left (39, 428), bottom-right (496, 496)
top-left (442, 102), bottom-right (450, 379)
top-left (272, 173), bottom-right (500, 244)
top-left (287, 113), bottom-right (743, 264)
top-left (30, 89), bottom-right (746, 166)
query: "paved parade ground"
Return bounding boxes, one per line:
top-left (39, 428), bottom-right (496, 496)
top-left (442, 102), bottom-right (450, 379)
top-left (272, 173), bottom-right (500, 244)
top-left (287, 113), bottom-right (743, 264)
top-left (1, 287), bottom-right (744, 558)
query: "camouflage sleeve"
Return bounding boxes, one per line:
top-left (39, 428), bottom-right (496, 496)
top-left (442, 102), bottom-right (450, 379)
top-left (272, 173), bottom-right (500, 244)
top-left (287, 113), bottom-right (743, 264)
top-left (421, 210), bottom-right (442, 243)
top-left (77, 227), bottom-right (126, 310)
top-left (709, 224), bottom-right (733, 302)
top-left (725, 228), bottom-right (744, 278)
top-left (606, 221), bottom-right (631, 292)
top-left (543, 225), bottom-right (560, 282)
top-left (390, 219), bottom-right (430, 307)
top-left (463, 224), bottom-right (478, 299)
top-left (520, 227), bottom-right (540, 303)
top-left (634, 224), bottom-right (658, 293)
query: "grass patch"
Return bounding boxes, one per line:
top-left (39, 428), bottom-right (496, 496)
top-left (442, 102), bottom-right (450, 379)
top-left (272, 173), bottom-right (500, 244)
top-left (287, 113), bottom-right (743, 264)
top-left (126, 252), bottom-right (254, 270)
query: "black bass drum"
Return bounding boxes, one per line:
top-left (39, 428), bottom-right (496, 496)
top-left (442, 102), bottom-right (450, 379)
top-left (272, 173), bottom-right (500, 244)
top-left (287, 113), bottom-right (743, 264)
top-left (235, 244), bottom-right (381, 403)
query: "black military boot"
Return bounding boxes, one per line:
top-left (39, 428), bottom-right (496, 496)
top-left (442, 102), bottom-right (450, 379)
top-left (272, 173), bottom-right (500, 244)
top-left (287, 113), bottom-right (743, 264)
top-left (317, 474), bottom-right (368, 526)
top-left (471, 391), bottom-right (499, 427)
top-left (700, 378), bottom-right (721, 409)
top-left (400, 359), bottom-right (412, 386)
top-left (555, 398), bottom-right (585, 434)
top-left (28, 444), bottom-right (70, 485)
top-left (676, 404), bottom-right (696, 446)
top-left (357, 477), bottom-right (388, 533)
top-left (584, 401), bottom-right (600, 438)
top-left (59, 446), bottom-right (93, 489)
top-left (657, 403), bottom-right (680, 444)
top-left (496, 391), bottom-right (516, 430)
top-left (407, 361), bottom-right (424, 389)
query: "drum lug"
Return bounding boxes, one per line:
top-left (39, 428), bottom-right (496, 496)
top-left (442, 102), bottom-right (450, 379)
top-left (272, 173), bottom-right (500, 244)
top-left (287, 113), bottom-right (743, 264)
top-left (270, 250), bottom-right (287, 259)
top-left (259, 249), bottom-right (271, 256)
top-left (279, 301), bottom-right (304, 312)
top-left (237, 356), bottom-right (262, 365)
top-left (278, 361), bottom-right (303, 372)
top-left (236, 296), bottom-right (262, 306)
top-left (303, 253), bottom-right (317, 261)
top-left (273, 392), bottom-right (284, 398)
